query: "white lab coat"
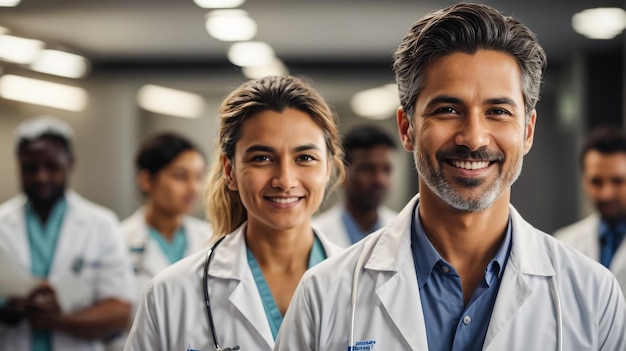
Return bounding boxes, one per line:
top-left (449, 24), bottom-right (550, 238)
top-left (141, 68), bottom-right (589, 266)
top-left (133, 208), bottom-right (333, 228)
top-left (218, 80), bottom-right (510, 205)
top-left (124, 222), bottom-right (343, 351)
top-left (0, 191), bottom-right (135, 351)
top-left (275, 194), bottom-right (626, 351)
top-left (122, 207), bottom-right (212, 302)
top-left (559, 213), bottom-right (626, 299)
top-left (553, 213), bottom-right (626, 273)
top-left (313, 203), bottom-right (398, 248)
top-left (103, 208), bottom-right (212, 351)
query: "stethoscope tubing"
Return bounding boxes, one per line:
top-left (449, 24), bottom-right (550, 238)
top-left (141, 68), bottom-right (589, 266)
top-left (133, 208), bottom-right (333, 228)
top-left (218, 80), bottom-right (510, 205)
top-left (203, 236), bottom-right (228, 351)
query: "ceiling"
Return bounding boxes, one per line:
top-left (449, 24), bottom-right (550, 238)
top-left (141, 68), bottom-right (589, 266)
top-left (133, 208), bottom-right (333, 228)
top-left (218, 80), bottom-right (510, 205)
top-left (0, 0), bottom-right (623, 68)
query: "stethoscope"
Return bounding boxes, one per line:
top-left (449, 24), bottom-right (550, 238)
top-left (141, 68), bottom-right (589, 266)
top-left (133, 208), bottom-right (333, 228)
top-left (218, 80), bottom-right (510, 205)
top-left (202, 235), bottom-right (241, 351)
top-left (347, 210), bottom-right (564, 351)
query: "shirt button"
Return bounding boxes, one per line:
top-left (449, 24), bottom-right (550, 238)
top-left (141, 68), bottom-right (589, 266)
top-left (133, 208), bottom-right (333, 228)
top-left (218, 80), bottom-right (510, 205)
top-left (463, 315), bottom-right (472, 325)
top-left (441, 266), bottom-right (450, 273)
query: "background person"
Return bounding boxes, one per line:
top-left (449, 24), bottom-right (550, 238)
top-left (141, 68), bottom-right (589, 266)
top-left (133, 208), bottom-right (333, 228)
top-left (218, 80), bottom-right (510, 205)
top-left (105, 132), bottom-right (211, 351)
top-left (124, 132), bottom-right (211, 297)
top-left (275, 4), bottom-right (626, 350)
top-left (0, 116), bottom-right (134, 351)
top-left (313, 124), bottom-right (398, 247)
top-left (554, 126), bottom-right (626, 292)
top-left (124, 75), bottom-right (346, 351)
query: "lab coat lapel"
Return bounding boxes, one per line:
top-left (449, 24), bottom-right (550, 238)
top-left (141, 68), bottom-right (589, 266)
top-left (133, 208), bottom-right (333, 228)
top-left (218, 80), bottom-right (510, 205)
top-left (142, 239), bottom-right (172, 277)
top-left (483, 205), bottom-right (555, 350)
top-left (209, 224), bottom-right (275, 349)
top-left (184, 217), bottom-right (211, 254)
top-left (229, 275), bottom-right (275, 349)
top-left (49, 193), bottom-right (89, 275)
top-left (0, 196), bottom-right (31, 269)
top-left (366, 195), bottom-right (429, 351)
top-left (125, 208), bottom-right (173, 276)
top-left (573, 214), bottom-right (601, 261)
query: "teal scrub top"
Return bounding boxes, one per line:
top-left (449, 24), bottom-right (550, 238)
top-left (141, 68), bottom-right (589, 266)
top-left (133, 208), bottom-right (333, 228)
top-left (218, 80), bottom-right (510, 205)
top-left (246, 235), bottom-right (327, 340)
top-left (25, 197), bottom-right (67, 351)
top-left (148, 226), bottom-right (187, 264)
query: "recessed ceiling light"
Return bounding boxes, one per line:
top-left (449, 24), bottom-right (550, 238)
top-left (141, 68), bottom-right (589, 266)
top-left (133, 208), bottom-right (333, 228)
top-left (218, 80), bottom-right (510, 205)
top-left (194, 0), bottom-right (245, 9)
top-left (242, 58), bottom-right (289, 79)
top-left (0, 0), bottom-right (21, 7)
top-left (572, 7), bottom-right (626, 39)
top-left (0, 35), bottom-right (43, 64)
top-left (0, 75), bottom-right (88, 111)
top-left (31, 50), bottom-right (90, 79)
top-left (228, 41), bottom-right (275, 67)
top-left (350, 84), bottom-right (399, 120)
top-left (206, 10), bottom-right (257, 42)
top-left (137, 84), bottom-right (206, 119)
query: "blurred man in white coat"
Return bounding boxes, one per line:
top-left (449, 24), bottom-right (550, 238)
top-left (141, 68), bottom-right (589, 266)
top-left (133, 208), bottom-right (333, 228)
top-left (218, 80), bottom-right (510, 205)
top-left (0, 117), bottom-right (135, 351)
top-left (314, 125), bottom-right (398, 247)
top-left (555, 126), bottom-right (626, 294)
top-left (275, 3), bottom-right (626, 351)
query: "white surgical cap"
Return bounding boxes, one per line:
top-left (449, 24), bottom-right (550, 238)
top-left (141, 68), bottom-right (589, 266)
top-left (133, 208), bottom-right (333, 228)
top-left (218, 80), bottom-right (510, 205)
top-left (14, 116), bottom-right (74, 152)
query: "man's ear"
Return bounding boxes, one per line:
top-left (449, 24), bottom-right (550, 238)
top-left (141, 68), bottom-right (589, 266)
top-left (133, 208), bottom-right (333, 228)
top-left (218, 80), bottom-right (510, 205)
top-left (222, 156), bottom-right (238, 191)
top-left (523, 110), bottom-right (537, 155)
top-left (397, 107), bottom-right (414, 152)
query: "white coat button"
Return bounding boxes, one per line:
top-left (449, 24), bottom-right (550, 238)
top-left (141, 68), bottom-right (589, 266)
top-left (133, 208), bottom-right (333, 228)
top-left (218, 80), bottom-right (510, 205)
top-left (442, 266), bottom-right (450, 273)
top-left (463, 315), bottom-right (472, 325)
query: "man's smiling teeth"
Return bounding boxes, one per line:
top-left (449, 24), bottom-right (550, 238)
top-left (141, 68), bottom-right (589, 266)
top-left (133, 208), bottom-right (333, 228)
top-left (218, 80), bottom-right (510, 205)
top-left (452, 160), bottom-right (490, 170)
top-left (269, 197), bottom-right (299, 203)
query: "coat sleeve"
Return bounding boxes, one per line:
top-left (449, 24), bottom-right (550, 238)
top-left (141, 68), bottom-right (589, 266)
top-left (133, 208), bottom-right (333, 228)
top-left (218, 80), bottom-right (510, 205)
top-left (124, 281), bottom-right (162, 351)
top-left (274, 273), bottom-right (317, 351)
top-left (598, 275), bottom-right (626, 351)
top-left (94, 212), bottom-right (136, 303)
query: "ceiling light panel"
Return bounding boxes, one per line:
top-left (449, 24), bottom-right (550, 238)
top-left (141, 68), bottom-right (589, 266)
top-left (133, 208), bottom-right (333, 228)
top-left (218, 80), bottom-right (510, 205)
top-left (31, 50), bottom-right (89, 79)
top-left (0, 75), bottom-right (88, 111)
top-left (572, 8), bottom-right (626, 39)
top-left (137, 84), bottom-right (206, 119)
top-left (206, 9), bottom-right (257, 41)
top-left (0, 35), bottom-right (43, 64)
top-left (228, 41), bottom-right (275, 67)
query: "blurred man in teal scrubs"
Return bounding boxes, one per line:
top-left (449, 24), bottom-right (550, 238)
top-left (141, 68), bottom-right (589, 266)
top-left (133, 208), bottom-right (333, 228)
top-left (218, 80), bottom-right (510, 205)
top-left (0, 116), bottom-right (135, 351)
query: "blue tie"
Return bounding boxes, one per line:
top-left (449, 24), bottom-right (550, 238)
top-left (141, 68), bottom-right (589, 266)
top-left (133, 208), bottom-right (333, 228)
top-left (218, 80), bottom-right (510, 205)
top-left (600, 228), bottom-right (624, 268)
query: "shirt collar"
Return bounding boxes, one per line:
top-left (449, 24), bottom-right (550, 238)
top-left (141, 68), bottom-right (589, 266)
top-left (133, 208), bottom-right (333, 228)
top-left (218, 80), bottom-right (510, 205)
top-left (599, 219), bottom-right (626, 240)
top-left (410, 204), bottom-right (512, 289)
top-left (341, 207), bottom-right (381, 244)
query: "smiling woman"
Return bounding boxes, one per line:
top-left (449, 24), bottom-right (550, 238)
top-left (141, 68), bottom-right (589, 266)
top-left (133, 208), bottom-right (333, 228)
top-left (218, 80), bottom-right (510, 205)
top-left (124, 75), bottom-right (346, 351)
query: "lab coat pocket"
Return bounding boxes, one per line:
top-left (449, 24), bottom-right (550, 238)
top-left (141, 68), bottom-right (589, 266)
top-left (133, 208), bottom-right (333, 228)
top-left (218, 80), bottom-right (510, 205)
top-left (50, 258), bottom-right (99, 313)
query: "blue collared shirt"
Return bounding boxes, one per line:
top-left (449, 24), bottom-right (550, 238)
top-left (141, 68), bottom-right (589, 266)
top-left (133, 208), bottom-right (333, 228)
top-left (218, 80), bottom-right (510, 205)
top-left (341, 208), bottom-right (383, 245)
top-left (598, 219), bottom-right (626, 268)
top-left (411, 205), bottom-right (512, 351)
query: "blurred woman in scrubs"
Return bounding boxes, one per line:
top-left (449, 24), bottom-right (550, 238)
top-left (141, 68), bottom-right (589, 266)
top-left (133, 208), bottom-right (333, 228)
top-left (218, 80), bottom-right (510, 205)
top-left (124, 132), bottom-right (211, 296)
top-left (124, 75), bottom-right (345, 351)
top-left (106, 133), bottom-right (212, 351)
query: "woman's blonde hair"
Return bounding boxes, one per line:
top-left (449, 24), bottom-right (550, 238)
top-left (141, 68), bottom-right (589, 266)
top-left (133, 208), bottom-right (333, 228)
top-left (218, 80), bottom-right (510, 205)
top-left (205, 75), bottom-right (345, 240)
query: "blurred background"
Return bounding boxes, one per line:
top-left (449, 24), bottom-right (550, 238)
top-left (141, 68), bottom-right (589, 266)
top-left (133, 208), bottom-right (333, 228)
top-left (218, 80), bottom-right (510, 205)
top-left (0, 0), bottom-right (624, 233)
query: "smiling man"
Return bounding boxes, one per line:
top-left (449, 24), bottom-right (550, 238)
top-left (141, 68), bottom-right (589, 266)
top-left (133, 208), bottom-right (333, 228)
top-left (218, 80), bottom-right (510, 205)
top-left (275, 3), bottom-right (626, 351)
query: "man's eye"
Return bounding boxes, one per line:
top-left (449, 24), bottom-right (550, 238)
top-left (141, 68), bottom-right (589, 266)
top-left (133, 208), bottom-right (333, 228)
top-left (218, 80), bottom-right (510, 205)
top-left (435, 107), bottom-right (458, 114)
top-left (489, 108), bottom-right (511, 116)
top-left (251, 155), bottom-right (270, 162)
